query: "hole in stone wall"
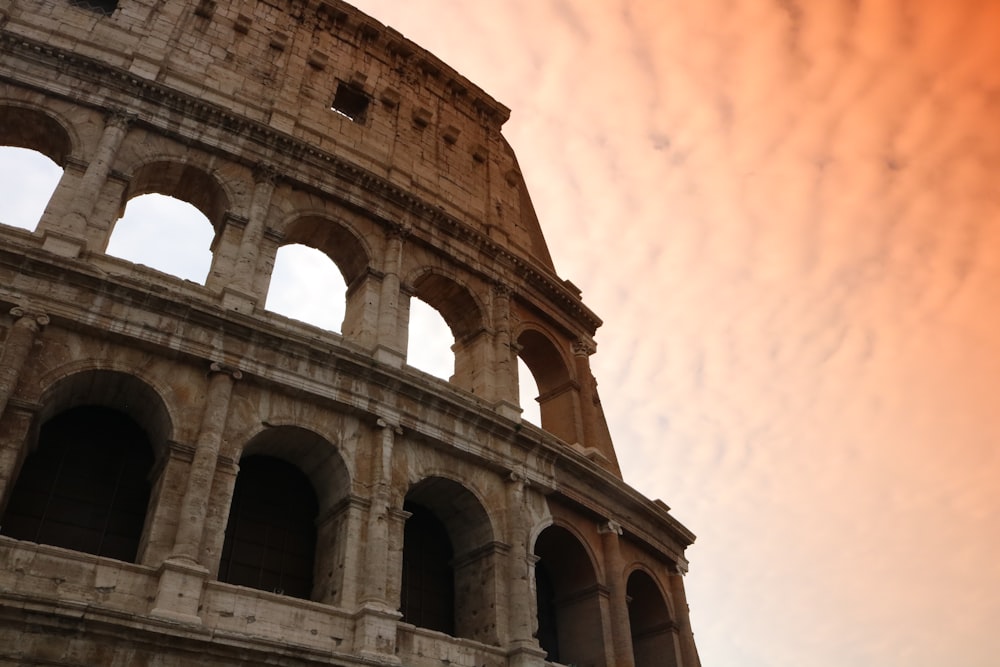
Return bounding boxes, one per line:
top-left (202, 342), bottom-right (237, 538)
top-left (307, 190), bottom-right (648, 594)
top-left (68, 0), bottom-right (119, 16)
top-left (265, 243), bottom-right (348, 333)
top-left (330, 82), bottom-right (370, 123)
top-left (0, 146), bottom-right (62, 232)
top-left (407, 298), bottom-right (454, 380)
top-left (106, 193), bottom-right (214, 284)
top-left (517, 356), bottom-right (542, 425)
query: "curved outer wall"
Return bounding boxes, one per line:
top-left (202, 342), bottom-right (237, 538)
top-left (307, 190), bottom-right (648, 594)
top-left (0, 1), bottom-right (701, 666)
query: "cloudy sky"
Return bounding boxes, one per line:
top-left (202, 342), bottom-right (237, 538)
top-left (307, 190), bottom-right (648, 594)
top-left (3, 1), bottom-right (999, 665)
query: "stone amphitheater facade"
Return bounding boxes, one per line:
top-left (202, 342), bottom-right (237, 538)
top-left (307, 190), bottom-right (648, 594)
top-left (0, 1), bottom-right (700, 666)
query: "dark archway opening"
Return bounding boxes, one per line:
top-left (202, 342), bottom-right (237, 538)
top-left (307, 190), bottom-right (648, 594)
top-left (219, 455), bottom-right (318, 600)
top-left (401, 500), bottom-right (455, 635)
top-left (1, 406), bottom-right (153, 563)
top-left (533, 524), bottom-right (606, 664)
top-left (627, 569), bottom-right (679, 667)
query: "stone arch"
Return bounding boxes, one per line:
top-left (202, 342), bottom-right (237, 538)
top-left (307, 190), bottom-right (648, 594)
top-left (104, 158), bottom-right (232, 283)
top-left (515, 326), bottom-right (580, 444)
top-left (626, 567), bottom-right (680, 667)
top-left (263, 213), bottom-right (374, 333)
top-left (0, 104), bottom-right (75, 165)
top-left (407, 268), bottom-right (487, 343)
top-left (217, 424), bottom-right (352, 602)
top-left (532, 521), bottom-right (608, 665)
top-left (33, 368), bottom-right (174, 462)
top-left (280, 213), bottom-right (373, 288)
top-left (119, 159), bottom-right (231, 230)
top-left (238, 424), bottom-right (351, 512)
top-left (406, 268), bottom-right (490, 394)
top-left (0, 104), bottom-right (76, 232)
top-left (0, 370), bottom-right (171, 564)
top-left (401, 475), bottom-right (500, 644)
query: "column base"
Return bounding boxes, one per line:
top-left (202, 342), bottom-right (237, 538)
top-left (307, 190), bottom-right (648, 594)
top-left (507, 640), bottom-right (548, 667)
top-left (352, 602), bottom-right (402, 663)
top-left (373, 345), bottom-right (406, 369)
top-left (40, 229), bottom-right (86, 258)
top-left (148, 557), bottom-right (208, 625)
top-left (221, 286), bottom-right (257, 314)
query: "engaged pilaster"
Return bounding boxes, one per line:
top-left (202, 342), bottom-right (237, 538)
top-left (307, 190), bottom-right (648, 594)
top-left (221, 164), bottom-right (279, 311)
top-left (41, 110), bottom-right (133, 257)
top-left (151, 361), bottom-right (241, 625)
top-left (353, 417), bottom-right (404, 661)
top-left (669, 564), bottom-right (702, 667)
top-left (504, 469), bottom-right (547, 667)
top-left (373, 225), bottom-right (409, 366)
top-left (492, 283), bottom-right (521, 417)
top-left (0, 307), bottom-right (48, 421)
top-left (599, 519), bottom-right (636, 667)
top-left (573, 338), bottom-right (621, 474)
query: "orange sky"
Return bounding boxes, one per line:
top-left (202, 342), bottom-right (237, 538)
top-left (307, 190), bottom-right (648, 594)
top-left (343, 2), bottom-right (1000, 665)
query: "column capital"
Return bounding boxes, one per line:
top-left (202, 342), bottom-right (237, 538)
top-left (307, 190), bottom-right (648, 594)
top-left (598, 519), bottom-right (623, 536)
top-left (376, 417), bottom-right (403, 435)
top-left (573, 338), bottom-right (596, 357)
top-left (208, 361), bottom-right (243, 380)
top-left (386, 222), bottom-right (412, 240)
top-left (9, 307), bottom-right (50, 328)
top-left (506, 469), bottom-right (531, 489)
top-left (492, 281), bottom-right (513, 299)
top-left (105, 108), bottom-right (137, 130)
top-left (252, 162), bottom-right (281, 185)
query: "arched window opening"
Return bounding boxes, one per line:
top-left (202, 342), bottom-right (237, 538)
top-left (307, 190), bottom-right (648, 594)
top-left (533, 525), bottom-right (605, 665)
top-left (401, 500), bottom-right (455, 635)
top-left (517, 330), bottom-right (578, 443)
top-left (407, 298), bottom-right (454, 379)
top-left (0, 146), bottom-right (63, 232)
top-left (401, 477), bottom-right (497, 643)
top-left (264, 243), bottom-right (347, 332)
top-left (1, 406), bottom-right (153, 563)
top-left (106, 193), bottom-right (214, 284)
top-left (517, 356), bottom-right (542, 426)
top-left (627, 570), bottom-right (679, 667)
top-left (219, 455), bottom-right (318, 600)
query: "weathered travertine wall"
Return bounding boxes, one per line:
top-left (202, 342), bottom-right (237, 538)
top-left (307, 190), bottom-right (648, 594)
top-left (0, 2), bottom-right (700, 666)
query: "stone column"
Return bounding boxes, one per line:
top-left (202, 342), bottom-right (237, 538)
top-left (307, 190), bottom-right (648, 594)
top-left (150, 362), bottom-right (240, 625)
top-left (0, 406), bottom-right (35, 516)
top-left (505, 470), bottom-right (547, 667)
top-left (221, 165), bottom-right (278, 312)
top-left (0, 307), bottom-right (48, 422)
top-left (171, 362), bottom-right (241, 562)
top-left (41, 110), bottom-right (133, 258)
top-left (600, 520), bottom-right (636, 667)
top-left (353, 417), bottom-right (403, 661)
top-left (573, 339), bottom-right (621, 474)
top-left (0, 308), bottom-right (43, 509)
top-left (373, 226), bottom-right (409, 367)
top-left (669, 566), bottom-right (702, 667)
top-left (492, 283), bottom-right (520, 416)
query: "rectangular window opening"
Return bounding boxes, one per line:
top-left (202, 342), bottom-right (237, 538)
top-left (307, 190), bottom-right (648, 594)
top-left (69, 0), bottom-right (118, 15)
top-left (331, 83), bottom-right (370, 124)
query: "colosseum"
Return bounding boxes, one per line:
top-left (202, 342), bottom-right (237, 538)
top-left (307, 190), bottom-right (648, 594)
top-left (0, 1), bottom-right (701, 665)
